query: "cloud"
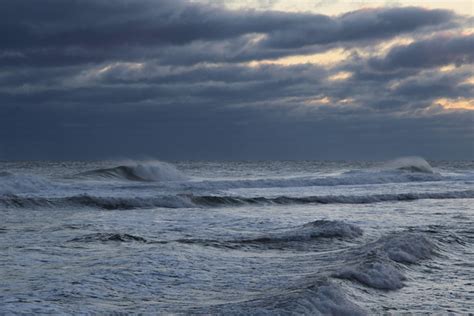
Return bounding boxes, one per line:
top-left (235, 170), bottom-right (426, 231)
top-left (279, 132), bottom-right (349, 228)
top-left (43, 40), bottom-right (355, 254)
top-left (0, 0), bottom-right (472, 159)
top-left (369, 34), bottom-right (474, 70)
top-left (0, 1), bottom-right (461, 67)
top-left (261, 7), bottom-right (455, 48)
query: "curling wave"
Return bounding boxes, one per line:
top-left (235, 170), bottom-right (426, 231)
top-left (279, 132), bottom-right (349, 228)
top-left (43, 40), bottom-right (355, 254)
top-left (75, 161), bottom-right (187, 182)
top-left (383, 156), bottom-right (435, 174)
top-left (335, 232), bottom-right (438, 290)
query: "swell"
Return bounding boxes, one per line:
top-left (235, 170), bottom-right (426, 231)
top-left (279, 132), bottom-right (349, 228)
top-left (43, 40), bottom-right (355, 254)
top-left (166, 220), bottom-right (363, 250)
top-left (198, 229), bottom-right (443, 314)
top-left (1, 190), bottom-right (473, 210)
top-left (66, 220), bottom-right (362, 250)
top-left (202, 229), bottom-right (449, 314)
top-left (0, 194), bottom-right (194, 210)
top-left (190, 190), bottom-right (474, 207)
top-left (69, 233), bottom-right (147, 243)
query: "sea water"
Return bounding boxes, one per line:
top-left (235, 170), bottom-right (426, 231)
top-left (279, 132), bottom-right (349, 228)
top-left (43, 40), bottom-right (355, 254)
top-left (0, 158), bottom-right (473, 314)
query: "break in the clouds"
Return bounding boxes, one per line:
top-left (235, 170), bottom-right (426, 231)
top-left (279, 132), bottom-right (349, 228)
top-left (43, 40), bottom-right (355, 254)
top-left (0, 0), bottom-right (473, 160)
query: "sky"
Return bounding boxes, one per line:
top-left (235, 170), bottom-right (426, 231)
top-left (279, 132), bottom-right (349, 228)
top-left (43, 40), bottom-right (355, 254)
top-left (0, 0), bottom-right (473, 160)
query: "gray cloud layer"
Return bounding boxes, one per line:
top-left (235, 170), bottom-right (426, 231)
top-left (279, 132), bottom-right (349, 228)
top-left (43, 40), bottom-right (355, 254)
top-left (0, 0), bottom-right (472, 160)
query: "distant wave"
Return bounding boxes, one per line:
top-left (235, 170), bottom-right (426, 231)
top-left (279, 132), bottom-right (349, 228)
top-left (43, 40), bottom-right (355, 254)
top-left (0, 173), bottom-right (55, 195)
top-left (74, 161), bottom-right (187, 182)
top-left (1, 190), bottom-right (473, 210)
top-left (184, 170), bottom-right (447, 191)
top-left (383, 156), bottom-right (434, 174)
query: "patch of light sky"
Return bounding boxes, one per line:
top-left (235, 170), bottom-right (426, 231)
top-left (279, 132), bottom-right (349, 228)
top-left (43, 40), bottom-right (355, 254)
top-left (194, 0), bottom-right (473, 16)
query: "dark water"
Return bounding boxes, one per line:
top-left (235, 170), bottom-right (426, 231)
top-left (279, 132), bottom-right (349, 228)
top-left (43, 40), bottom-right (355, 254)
top-left (1, 158), bottom-right (473, 314)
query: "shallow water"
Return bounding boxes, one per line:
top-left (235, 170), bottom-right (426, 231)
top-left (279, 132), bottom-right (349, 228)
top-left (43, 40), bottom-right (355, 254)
top-left (0, 159), bottom-right (473, 314)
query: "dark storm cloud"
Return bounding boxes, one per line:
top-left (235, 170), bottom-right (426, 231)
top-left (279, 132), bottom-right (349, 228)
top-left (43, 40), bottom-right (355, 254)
top-left (0, 0), bottom-right (473, 160)
top-left (1, 100), bottom-right (472, 160)
top-left (0, 0), bottom-right (460, 67)
top-left (369, 34), bottom-right (474, 70)
top-left (262, 7), bottom-right (455, 48)
top-left (393, 71), bottom-right (474, 100)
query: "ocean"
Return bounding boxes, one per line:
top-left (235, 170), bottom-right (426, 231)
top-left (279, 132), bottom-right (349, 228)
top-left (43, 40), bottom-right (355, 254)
top-left (0, 158), bottom-right (473, 314)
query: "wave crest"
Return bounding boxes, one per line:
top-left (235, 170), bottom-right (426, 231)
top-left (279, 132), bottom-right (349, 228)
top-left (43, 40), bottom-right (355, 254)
top-left (335, 232), bottom-right (437, 290)
top-left (75, 161), bottom-right (187, 182)
top-left (0, 173), bottom-right (54, 195)
top-left (383, 156), bottom-right (434, 174)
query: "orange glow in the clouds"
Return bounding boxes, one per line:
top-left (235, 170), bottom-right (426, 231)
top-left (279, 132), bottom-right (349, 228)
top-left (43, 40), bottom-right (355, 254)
top-left (247, 48), bottom-right (349, 67)
top-left (464, 77), bottom-right (474, 85)
top-left (305, 96), bottom-right (331, 105)
top-left (377, 36), bottom-right (415, 54)
top-left (439, 64), bottom-right (457, 72)
top-left (217, 0), bottom-right (473, 17)
top-left (329, 71), bottom-right (352, 81)
top-left (434, 97), bottom-right (474, 110)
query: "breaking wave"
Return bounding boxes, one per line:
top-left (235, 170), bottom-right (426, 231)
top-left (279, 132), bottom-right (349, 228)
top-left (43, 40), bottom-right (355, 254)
top-left (0, 173), bottom-right (55, 195)
top-left (383, 156), bottom-right (435, 174)
top-left (335, 232), bottom-right (437, 290)
top-left (75, 161), bottom-right (187, 182)
top-left (194, 229), bottom-right (445, 314)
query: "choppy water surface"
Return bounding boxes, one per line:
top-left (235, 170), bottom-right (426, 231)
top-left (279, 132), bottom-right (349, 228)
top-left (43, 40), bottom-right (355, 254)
top-left (0, 158), bottom-right (473, 314)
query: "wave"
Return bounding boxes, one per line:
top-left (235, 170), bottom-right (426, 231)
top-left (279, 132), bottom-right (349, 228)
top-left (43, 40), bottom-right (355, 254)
top-left (383, 156), bottom-right (434, 174)
top-left (335, 232), bottom-right (437, 290)
top-left (190, 190), bottom-right (474, 207)
top-left (184, 171), bottom-right (446, 191)
top-left (0, 194), bottom-right (194, 210)
top-left (243, 220), bottom-right (363, 243)
top-left (337, 260), bottom-right (406, 290)
top-left (170, 220), bottom-right (363, 250)
top-left (207, 280), bottom-right (366, 316)
top-left (74, 161), bottom-right (187, 182)
top-left (1, 190), bottom-right (473, 210)
top-left (195, 230), bottom-right (441, 314)
top-left (69, 233), bottom-right (147, 243)
top-left (0, 173), bottom-right (55, 195)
